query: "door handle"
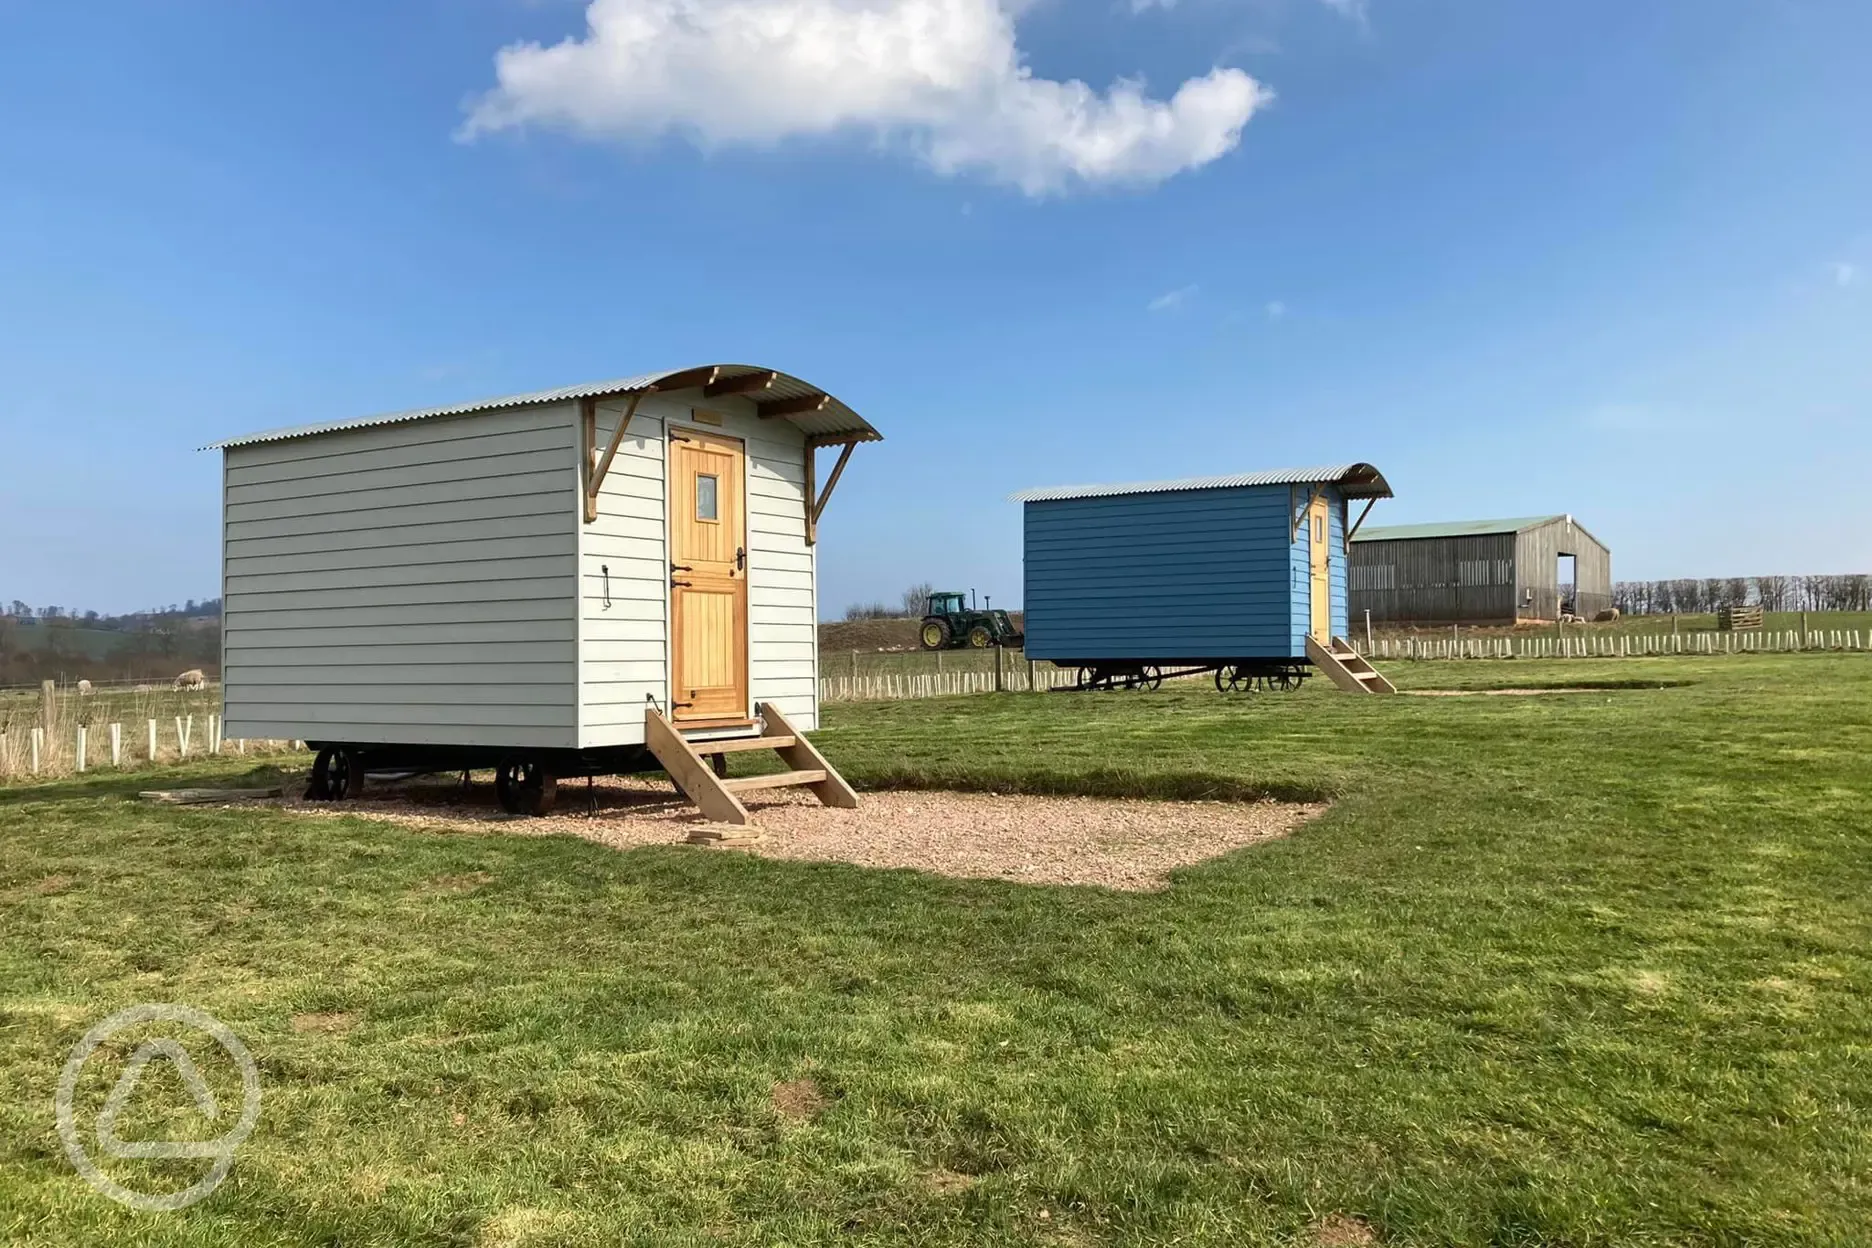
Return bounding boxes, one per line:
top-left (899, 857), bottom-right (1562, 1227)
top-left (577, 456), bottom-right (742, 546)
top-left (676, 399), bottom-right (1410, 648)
top-left (736, 546), bottom-right (746, 572)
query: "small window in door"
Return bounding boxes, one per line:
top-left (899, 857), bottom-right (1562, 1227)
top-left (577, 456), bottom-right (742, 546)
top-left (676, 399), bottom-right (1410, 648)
top-left (696, 473), bottom-right (719, 521)
top-left (1313, 514), bottom-right (1325, 544)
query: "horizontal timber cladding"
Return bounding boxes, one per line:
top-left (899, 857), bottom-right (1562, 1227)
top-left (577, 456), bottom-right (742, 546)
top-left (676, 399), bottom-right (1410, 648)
top-left (1515, 517), bottom-right (1613, 621)
top-left (1349, 532), bottom-right (1518, 624)
top-left (577, 392), bottom-right (818, 748)
top-left (221, 403), bottom-right (583, 749)
top-left (1022, 484), bottom-right (1334, 662)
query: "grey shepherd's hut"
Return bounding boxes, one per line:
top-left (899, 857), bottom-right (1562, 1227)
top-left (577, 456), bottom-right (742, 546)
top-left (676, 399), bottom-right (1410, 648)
top-left (1349, 514), bottom-right (1611, 625)
top-left (209, 364), bottom-right (877, 828)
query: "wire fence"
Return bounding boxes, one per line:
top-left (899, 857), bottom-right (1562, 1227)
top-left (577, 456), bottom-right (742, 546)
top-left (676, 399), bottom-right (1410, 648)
top-left (819, 629), bottom-right (1867, 702)
top-left (0, 682), bottom-right (304, 782)
top-left (1362, 628), bottom-right (1866, 661)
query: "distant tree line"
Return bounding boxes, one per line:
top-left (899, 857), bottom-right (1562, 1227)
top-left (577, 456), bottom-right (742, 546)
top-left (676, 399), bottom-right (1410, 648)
top-left (1612, 575), bottom-right (1871, 615)
top-left (0, 597), bottom-right (224, 685)
top-left (1, 597), bottom-right (222, 628)
top-left (844, 583), bottom-right (938, 621)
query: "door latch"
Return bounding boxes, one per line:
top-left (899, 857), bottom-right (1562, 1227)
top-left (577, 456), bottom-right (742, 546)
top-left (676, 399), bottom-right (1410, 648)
top-left (736, 546), bottom-right (746, 572)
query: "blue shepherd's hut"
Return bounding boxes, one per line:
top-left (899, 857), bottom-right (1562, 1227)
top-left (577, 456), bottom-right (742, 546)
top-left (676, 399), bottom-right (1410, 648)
top-left (1010, 464), bottom-right (1397, 693)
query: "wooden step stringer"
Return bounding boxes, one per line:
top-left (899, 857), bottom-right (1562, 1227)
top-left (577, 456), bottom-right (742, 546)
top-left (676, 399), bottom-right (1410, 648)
top-left (645, 702), bottom-right (859, 835)
top-left (1305, 634), bottom-right (1397, 695)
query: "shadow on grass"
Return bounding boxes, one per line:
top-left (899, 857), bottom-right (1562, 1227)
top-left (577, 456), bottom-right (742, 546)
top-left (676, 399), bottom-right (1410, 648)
top-left (851, 766), bottom-right (1335, 804)
top-left (1484, 678), bottom-right (1695, 691)
top-left (0, 762), bottom-right (299, 808)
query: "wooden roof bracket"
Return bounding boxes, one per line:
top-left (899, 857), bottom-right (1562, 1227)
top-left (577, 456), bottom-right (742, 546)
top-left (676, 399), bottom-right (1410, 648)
top-left (1344, 498), bottom-right (1378, 551)
top-left (1291, 483), bottom-right (1325, 541)
top-left (804, 436), bottom-right (858, 546)
top-left (583, 392), bottom-right (646, 523)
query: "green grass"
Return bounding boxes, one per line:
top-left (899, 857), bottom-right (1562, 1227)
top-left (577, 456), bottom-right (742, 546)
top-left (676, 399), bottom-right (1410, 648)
top-left (3, 654), bottom-right (1871, 1245)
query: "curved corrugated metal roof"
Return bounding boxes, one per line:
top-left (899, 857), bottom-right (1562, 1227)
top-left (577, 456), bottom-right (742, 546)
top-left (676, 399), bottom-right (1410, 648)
top-left (204, 364), bottom-right (881, 450)
top-left (1009, 463), bottom-right (1393, 503)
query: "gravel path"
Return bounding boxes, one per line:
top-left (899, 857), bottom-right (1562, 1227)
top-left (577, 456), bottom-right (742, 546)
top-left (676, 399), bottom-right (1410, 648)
top-left (278, 776), bottom-right (1323, 892)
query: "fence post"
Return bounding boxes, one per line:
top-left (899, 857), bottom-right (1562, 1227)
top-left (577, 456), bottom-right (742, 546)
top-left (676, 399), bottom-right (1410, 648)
top-left (31, 727), bottom-right (42, 775)
top-left (110, 722), bottom-right (122, 768)
top-left (850, 651), bottom-right (858, 679)
top-left (147, 719), bottom-right (158, 762)
top-left (76, 725), bottom-right (86, 773)
top-left (40, 679), bottom-right (55, 728)
top-left (994, 644), bottom-right (1004, 692)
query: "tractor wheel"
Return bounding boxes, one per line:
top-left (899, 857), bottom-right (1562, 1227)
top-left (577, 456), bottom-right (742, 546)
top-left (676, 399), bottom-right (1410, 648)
top-left (920, 619), bottom-right (951, 650)
top-left (967, 624), bottom-right (993, 648)
top-left (496, 760), bottom-right (557, 816)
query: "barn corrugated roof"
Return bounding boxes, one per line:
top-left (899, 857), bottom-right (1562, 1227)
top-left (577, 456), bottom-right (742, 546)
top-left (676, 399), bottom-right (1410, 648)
top-left (1352, 515), bottom-right (1565, 542)
top-left (1009, 463), bottom-right (1393, 503)
top-left (203, 364), bottom-right (881, 449)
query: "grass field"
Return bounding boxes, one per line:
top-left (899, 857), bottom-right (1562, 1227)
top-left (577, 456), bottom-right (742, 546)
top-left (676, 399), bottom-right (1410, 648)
top-left (3, 653), bottom-right (1870, 1245)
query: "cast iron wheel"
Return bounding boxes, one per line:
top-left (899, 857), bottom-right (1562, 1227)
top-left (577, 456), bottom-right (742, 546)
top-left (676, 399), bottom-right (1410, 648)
top-left (1216, 665), bottom-right (1252, 693)
top-left (495, 760), bottom-right (558, 816)
top-left (967, 624), bottom-right (993, 648)
top-left (1270, 670), bottom-right (1302, 692)
top-left (1133, 666), bottom-right (1163, 691)
top-left (919, 619), bottom-right (950, 650)
top-left (308, 747), bottom-right (362, 800)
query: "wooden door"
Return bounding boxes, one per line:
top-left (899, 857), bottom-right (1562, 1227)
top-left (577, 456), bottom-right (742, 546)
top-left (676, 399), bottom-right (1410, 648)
top-left (669, 430), bottom-right (748, 722)
top-left (1308, 492), bottom-right (1332, 641)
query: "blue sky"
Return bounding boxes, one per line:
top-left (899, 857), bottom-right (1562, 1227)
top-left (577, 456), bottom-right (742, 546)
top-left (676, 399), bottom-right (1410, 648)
top-left (1, 0), bottom-right (1866, 616)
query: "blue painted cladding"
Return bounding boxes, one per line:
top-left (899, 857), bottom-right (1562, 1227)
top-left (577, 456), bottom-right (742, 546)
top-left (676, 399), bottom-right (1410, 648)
top-left (1024, 485), bottom-right (1307, 661)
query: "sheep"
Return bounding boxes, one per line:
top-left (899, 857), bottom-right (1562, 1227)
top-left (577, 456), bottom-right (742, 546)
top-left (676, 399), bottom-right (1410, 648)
top-left (77, 679), bottom-right (92, 695)
top-left (134, 684), bottom-right (153, 693)
top-left (174, 669), bottom-right (207, 691)
top-left (1593, 607), bottom-right (1622, 623)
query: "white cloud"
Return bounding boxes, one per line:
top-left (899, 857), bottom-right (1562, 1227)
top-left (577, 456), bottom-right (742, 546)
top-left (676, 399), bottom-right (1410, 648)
top-left (460, 0), bottom-right (1271, 194)
top-left (1264, 299), bottom-right (1286, 319)
top-left (1316, 0), bottom-right (1368, 24)
top-left (1834, 261), bottom-right (1858, 288)
top-left (1148, 284), bottom-right (1198, 312)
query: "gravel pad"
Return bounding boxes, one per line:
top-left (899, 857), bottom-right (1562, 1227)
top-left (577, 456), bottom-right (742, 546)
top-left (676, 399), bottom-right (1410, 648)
top-left (280, 776), bottom-right (1323, 892)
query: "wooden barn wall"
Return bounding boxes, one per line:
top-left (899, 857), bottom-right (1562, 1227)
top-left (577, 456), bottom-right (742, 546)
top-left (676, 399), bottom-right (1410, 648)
top-left (221, 404), bottom-right (582, 749)
top-left (1514, 520), bottom-right (1612, 620)
top-left (1023, 484), bottom-right (1305, 662)
top-left (1348, 533), bottom-right (1517, 624)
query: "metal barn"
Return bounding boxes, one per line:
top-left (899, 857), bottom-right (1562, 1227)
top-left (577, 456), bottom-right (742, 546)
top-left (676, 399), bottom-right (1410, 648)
top-left (1349, 514), bottom-right (1612, 625)
top-left (209, 363), bottom-right (878, 829)
top-left (1011, 464), bottom-right (1399, 694)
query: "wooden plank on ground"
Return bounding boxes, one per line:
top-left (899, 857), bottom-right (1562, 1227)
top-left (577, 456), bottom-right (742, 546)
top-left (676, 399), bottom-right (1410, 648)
top-left (139, 787), bottom-right (283, 805)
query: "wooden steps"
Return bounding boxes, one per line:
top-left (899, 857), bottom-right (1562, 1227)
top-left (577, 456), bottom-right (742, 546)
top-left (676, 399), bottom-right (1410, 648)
top-left (1305, 635), bottom-right (1397, 695)
top-left (723, 768), bottom-right (827, 793)
top-left (692, 735), bottom-right (796, 754)
top-left (644, 702), bottom-right (858, 841)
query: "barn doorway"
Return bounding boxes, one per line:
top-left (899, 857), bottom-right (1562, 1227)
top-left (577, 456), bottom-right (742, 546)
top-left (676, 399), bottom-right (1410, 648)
top-left (1556, 553), bottom-right (1577, 619)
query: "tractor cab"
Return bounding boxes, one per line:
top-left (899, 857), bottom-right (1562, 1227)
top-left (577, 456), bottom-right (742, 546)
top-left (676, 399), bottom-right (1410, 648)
top-left (918, 590), bottom-right (1025, 651)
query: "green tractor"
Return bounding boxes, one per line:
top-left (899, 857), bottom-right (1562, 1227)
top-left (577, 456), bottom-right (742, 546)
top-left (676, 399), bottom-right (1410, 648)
top-left (918, 591), bottom-right (1024, 651)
